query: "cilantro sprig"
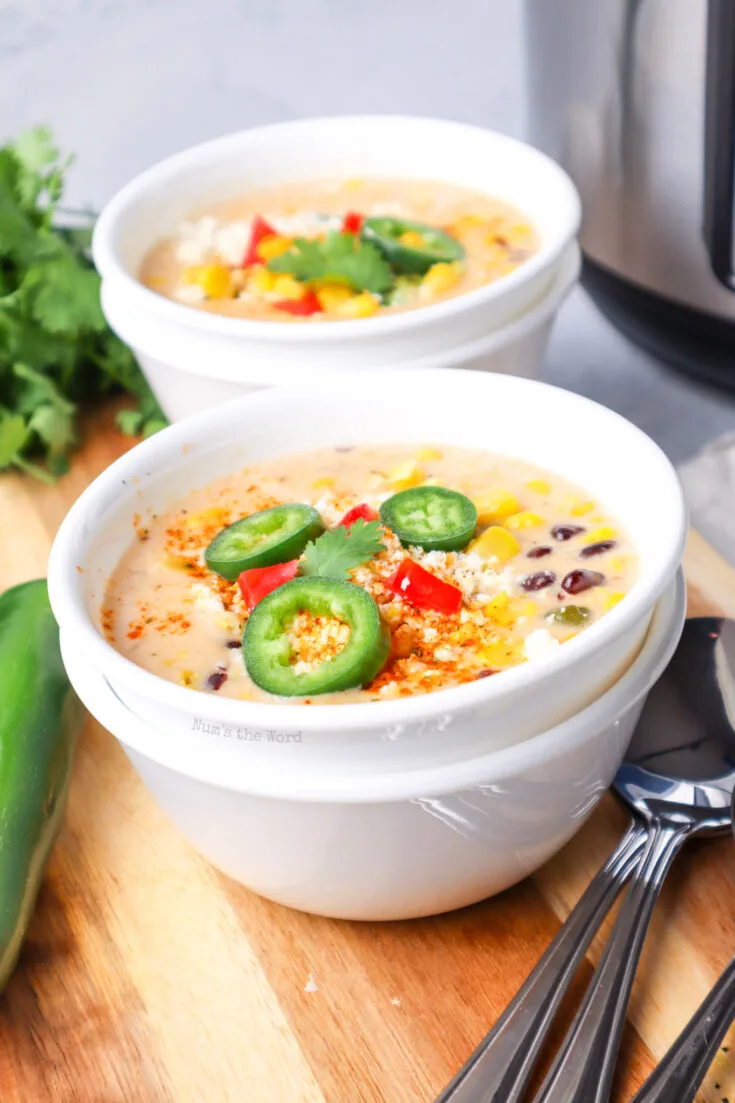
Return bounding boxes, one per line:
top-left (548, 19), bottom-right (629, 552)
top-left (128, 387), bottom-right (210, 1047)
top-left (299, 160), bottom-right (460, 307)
top-left (266, 231), bottom-right (393, 295)
top-left (300, 519), bottom-right (385, 581)
top-left (0, 126), bottom-right (165, 480)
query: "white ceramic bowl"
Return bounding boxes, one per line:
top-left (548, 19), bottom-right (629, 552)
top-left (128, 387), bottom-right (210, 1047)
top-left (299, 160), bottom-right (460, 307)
top-left (48, 370), bottom-right (687, 773)
top-left (127, 241), bottom-right (580, 423)
top-left (92, 115), bottom-right (581, 413)
top-left (60, 572), bottom-right (685, 920)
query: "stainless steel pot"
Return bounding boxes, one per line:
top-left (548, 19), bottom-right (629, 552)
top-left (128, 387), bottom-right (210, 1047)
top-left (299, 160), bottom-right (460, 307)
top-left (525, 0), bottom-right (735, 389)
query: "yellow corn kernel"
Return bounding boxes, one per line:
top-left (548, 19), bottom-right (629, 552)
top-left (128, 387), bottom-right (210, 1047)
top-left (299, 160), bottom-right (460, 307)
top-left (473, 489), bottom-right (520, 525)
top-left (516, 599), bottom-right (537, 620)
top-left (505, 511), bottom-right (543, 530)
top-left (526, 478), bottom-right (551, 495)
top-left (312, 476), bottom-right (335, 490)
top-left (562, 494), bottom-right (595, 517)
top-left (184, 506), bottom-right (229, 528)
top-left (184, 264), bottom-right (234, 299)
top-left (399, 230), bottom-right (427, 248)
top-left (470, 526), bottom-right (521, 563)
top-left (316, 283), bottom-right (354, 312)
top-left (344, 178), bottom-right (364, 190)
top-left (421, 260), bottom-right (463, 297)
top-left (387, 460), bottom-right (425, 491)
top-left (480, 638), bottom-right (521, 668)
top-left (415, 446), bottom-right (443, 462)
top-left (271, 273), bottom-right (306, 300)
top-left (448, 214), bottom-right (487, 235)
top-left (160, 553), bottom-right (194, 573)
top-left (509, 222), bottom-right (532, 237)
top-left (256, 235), bottom-right (293, 261)
top-left (583, 525), bottom-right (617, 544)
top-left (603, 591), bottom-right (625, 612)
top-left (608, 555), bottom-right (628, 574)
top-left (249, 266), bottom-right (278, 294)
top-left (179, 670), bottom-right (195, 687)
top-left (484, 592), bottom-right (514, 627)
top-left (335, 291), bottom-right (380, 319)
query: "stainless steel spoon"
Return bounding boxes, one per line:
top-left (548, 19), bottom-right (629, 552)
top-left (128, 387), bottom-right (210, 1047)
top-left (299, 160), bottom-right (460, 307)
top-left (629, 789), bottom-right (735, 1103)
top-left (436, 617), bottom-right (735, 1103)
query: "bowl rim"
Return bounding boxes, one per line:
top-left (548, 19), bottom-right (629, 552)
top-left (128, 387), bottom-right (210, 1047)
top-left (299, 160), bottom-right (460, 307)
top-left (60, 571), bottom-right (686, 801)
top-left (47, 369), bottom-right (688, 734)
top-left (92, 114), bottom-right (582, 344)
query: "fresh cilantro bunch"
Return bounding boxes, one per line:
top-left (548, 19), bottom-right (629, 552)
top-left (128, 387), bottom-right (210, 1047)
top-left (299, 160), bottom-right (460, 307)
top-left (266, 231), bottom-right (393, 295)
top-left (300, 519), bottom-right (385, 580)
top-left (0, 126), bottom-right (165, 480)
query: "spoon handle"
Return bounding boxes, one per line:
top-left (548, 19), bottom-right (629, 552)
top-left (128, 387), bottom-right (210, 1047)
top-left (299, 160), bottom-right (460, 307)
top-left (533, 818), bottom-right (694, 1103)
top-left (631, 955), bottom-right (735, 1103)
top-left (434, 820), bottom-right (647, 1103)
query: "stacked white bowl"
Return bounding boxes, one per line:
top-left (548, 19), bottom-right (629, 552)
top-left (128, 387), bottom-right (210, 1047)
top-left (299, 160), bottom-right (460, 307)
top-left (48, 371), bottom-right (687, 920)
top-left (92, 116), bottom-right (582, 422)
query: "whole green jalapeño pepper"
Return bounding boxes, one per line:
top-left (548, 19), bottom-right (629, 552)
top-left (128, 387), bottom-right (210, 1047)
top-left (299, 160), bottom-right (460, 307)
top-left (0, 579), bottom-right (82, 992)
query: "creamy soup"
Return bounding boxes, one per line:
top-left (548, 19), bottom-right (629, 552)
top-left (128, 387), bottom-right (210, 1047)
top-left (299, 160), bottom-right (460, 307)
top-left (103, 445), bottom-right (637, 705)
top-left (139, 178), bottom-right (539, 322)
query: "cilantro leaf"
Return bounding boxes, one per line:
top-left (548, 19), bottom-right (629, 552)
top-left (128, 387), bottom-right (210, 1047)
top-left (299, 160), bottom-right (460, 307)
top-left (0, 126), bottom-right (166, 480)
top-left (300, 519), bottom-right (385, 580)
top-left (267, 231), bottom-right (394, 295)
top-left (0, 413), bottom-right (28, 467)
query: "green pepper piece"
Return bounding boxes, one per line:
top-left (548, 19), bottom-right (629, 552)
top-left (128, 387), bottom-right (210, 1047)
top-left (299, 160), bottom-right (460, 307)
top-left (362, 217), bottom-right (465, 275)
top-left (205, 504), bottom-right (324, 581)
top-left (545, 605), bottom-right (592, 627)
top-left (243, 577), bottom-right (389, 697)
top-left (0, 579), bottom-right (82, 992)
top-left (380, 486), bottom-right (478, 552)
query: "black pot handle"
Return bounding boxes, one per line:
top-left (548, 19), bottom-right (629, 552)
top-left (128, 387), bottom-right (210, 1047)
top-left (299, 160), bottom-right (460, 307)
top-left (704, 0), bottom-right (735, 291)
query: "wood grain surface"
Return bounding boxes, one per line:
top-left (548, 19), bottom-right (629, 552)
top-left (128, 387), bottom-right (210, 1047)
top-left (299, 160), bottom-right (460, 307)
top-left (0, 402), bottom-right (733, 1103)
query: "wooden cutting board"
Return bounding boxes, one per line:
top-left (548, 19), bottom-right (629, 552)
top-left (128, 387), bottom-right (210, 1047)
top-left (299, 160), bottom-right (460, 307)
top-left (1, 401), bottom-right (734, 1103)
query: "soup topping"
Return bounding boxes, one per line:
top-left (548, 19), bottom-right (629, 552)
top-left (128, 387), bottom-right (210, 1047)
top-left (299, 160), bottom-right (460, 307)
top-left (140, 179), bottom-right (538, 322)
top-left (103, 445), bottom-right (636, 704)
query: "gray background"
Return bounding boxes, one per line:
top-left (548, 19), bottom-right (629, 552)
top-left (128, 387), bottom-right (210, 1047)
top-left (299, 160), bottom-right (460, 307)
top-left (3, 0), bottom-right (735, 462)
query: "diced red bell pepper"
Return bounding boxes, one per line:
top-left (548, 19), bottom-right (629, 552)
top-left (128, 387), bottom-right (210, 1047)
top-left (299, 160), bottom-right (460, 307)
top-left (238, 560), bottom-right (299, 610)
top-left (342, 211), bottom-right (364, 235)
top-left (273, 291), bottom-right (323, 316)
top-left (337, 503), bottom-right (379, 530)
top-left (243, 214), bottom-right (278, 267)
top-left (386, 558), bottom-right (462, 615)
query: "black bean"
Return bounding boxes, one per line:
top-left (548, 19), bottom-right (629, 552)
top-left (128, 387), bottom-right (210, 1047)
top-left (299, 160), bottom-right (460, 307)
top-left (206, 670), bottom-right (228, 691)
top-left (527, 545), bottom-right (552, 559)
top-left (551, 524), bottom-right (585, 542)
top-left (521, 571), bottom-right (556, 592)
top-left (226, 640), bottom-right (242, 649)
top-left (562, 569), bottom-right (605, 595)
top-left (580, 540), bottom-right (617, 559)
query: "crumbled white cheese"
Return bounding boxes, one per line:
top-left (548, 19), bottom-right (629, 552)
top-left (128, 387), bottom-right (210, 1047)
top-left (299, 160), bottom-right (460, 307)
top-left (270, 211), bottom-right (341, 237)
top-left (433, 645), bottom-right (455, 663)
top-left (189, 583), bottom-right (226, 612)
top-left (174, 215), bottom-right (219, 264)
top-left (312, 493), bottom-right (342, 527)
top-left (213, 219), bottom-right (253, 265)
top-left (378, 682), bottom-right (400, 699)
top-left (524, 629), bottom-right (561, 661)
top-left (422, 626), bottom-right (438, 641)
top-left (174, 284), bottom-right (207, 304)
